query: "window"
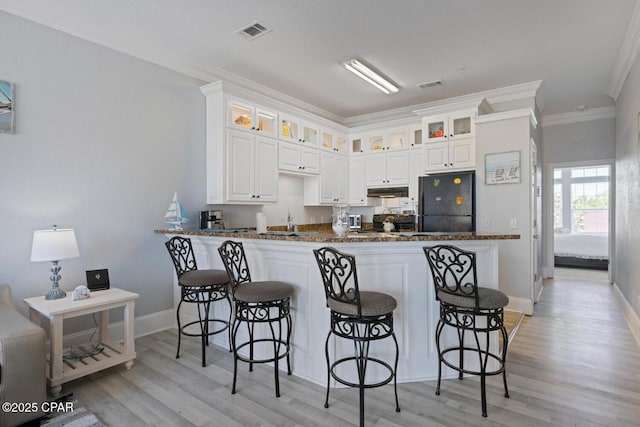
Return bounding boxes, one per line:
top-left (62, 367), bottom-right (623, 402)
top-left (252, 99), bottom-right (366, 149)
top-left (554, 166), bottom-right (609, 233)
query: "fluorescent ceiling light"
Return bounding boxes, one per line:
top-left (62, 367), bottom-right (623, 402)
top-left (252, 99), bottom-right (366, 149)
top-left (342, 59), bottom-right (399, 94)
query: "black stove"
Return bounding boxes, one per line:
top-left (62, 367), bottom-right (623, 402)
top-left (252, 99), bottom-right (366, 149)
top-left (372, 214), bottom-right (416, 232)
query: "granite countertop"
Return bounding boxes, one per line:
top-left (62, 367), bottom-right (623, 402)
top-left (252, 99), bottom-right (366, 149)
top-left (155, 228), bottom-right (520, 242)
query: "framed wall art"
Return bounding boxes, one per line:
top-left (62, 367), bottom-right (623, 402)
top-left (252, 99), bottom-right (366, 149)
top-left (485, 150), bottom-right (521, 185)
top-left (0, 80), bottom-right (15, 134)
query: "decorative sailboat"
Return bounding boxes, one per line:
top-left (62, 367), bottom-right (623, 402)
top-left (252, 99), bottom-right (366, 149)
top-left (164, 192), bottom-right (188, 230)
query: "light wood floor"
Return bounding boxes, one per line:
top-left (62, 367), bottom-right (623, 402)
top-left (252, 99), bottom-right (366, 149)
top-left (64, 276), bottom-right (640, 426)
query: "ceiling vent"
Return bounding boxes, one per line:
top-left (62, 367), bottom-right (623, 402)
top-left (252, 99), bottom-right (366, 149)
top-left (417, 80), bottom-right (444, 89)
top-left (235, 20), bottom-right (271, 40)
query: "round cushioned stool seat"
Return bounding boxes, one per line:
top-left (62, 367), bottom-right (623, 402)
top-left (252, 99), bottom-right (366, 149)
top-left (234, 281), bottom-right (294, 303)
top-left (178, 269), bottom-right (229, 287)
top-left (328, 291), bottom-right (397, 317)
top-left (438, 286), bottom-right (509, 310)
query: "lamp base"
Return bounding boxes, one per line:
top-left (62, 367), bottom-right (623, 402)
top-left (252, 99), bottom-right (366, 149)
top-left (45, 286), bottom-right (66, 300)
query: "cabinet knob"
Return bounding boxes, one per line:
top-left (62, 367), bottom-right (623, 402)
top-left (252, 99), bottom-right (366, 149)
top-left (256, 195), bottom-right (260, 198)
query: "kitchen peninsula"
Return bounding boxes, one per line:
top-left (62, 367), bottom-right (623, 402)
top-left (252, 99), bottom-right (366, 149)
top-left (156, 229), bottom-right (518, 386)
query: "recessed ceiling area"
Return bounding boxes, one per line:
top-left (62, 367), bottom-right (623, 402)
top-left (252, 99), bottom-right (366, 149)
top-left (0, 0), bottom-right (637, 120)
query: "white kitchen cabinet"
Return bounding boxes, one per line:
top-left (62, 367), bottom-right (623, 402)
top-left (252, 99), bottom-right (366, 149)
top-left (279, 116), bottom-right (320, 147)
top-left (278, 142), bottom-right (320, 175)
top-left (321, 129), bottom-right (347, 153)
top-left (228, 97), bottom-right (278, 138)
top-left (304, 152), bottom-right (348, 205)
top-left (365, 151), bottom-right (409, 187)
top-left (227, 130), bottom-right (278, 203)
top-left (409, 124), bottom-right (423, 149)
top-left (424, 140), bottom-right (475, 172)
top-left (366, 127), bottom-right (409, 152)
top-left (349, 135), bottom-right (365, 155)
top-left (422, 110), bottom-right (475, 143)
top-left (349, 156), bottom-right (367, 206)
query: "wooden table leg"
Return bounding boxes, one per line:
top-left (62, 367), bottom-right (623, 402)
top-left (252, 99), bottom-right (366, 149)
top-left (123, 301), bottom-right (135, 369)
top-left (49, 315), bottom-right (63, 396)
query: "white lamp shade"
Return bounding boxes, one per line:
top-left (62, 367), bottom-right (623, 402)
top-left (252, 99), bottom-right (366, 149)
top-left (31, 228), bottom-right (80, 262)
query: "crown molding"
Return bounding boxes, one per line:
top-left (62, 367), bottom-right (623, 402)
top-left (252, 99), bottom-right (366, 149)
top-left (344, 81), bottom-right (541, 127)
top-left (541, 106), bottom-right (616, 127)
top-left (607, 0), bottom-right (640, 100)
top-left (475, 108), bottom-right (538, 128)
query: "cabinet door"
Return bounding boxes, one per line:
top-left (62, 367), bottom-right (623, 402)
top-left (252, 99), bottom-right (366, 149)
top-left (300, 148), bottom-right (321, 174)
top-left (368, 134), bottom-right (385, 152)
top-left (449, 140), bottom-right (475, 169)
top-left (333, 156), bottom-right (349, 202)
top-left (319, 154), bottom-right (336, 203)
top-left (365, 153), bottom-right (388, 186)
top-left (386, 151), bottom-right (409, 185)
top-left (335, 135), bottom-right (347, 153)
top-left (227, 130), bottom-right (255, 201)
top-left (254, 137), bottom-right (278, 202)
top-left (229, 99), bottom-right (255, 132)
top-left (279, 115), bottom-right (300, 143)
top-left (302, 122), bottom-right (319, 146)
top-left (350, 135), bottom-right (365, 154)
top-left (388, 128), bottom-right (409, 150)
top-left (349, 156), bottom-right (366, 205)
top-left (424, 142), bottom-right (449, 172)
top-left (321, 130), bottom-right (335, 151)
top-left (423, 115), bottom-right (448, 142)
top-left (448, 111), bottom-right (473, 139)
top-left (278, 143), bottom-right (301, 173)
top-left (255, 108), bottom-right (277, 137)
top-left (409, 148), bottom-right (425, 204)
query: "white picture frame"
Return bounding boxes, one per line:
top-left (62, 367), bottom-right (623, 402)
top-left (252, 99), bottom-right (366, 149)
top-left (485, 151), bottom-right (521, 185)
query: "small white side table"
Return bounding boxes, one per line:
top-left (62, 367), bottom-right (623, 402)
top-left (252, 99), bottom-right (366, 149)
top-left (24, 288), bottom-right (139, 397)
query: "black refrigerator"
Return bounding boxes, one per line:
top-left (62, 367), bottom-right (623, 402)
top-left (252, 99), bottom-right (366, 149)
top-left (418, 171), bottom-right (475, 232)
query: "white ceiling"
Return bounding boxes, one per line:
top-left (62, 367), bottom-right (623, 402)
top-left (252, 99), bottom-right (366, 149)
top-left (1, 0), bottom-right (638, 121)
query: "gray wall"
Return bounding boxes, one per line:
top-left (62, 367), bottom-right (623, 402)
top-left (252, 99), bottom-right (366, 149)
top-left (0, 11), bottom-right (206, 318)
top-left (542, 118), bottom-right (615, 163)
top-left (614, 50), bottom-right (640, 317)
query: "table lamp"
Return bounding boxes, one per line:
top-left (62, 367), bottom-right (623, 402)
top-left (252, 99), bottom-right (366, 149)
top-left (31, 225), bottom-right (80, 300)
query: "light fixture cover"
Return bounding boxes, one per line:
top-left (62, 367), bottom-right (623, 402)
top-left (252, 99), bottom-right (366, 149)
top-left (342, 59), bottom-right (399, 94)
top-left (31, 228), bottom-right (80, 262)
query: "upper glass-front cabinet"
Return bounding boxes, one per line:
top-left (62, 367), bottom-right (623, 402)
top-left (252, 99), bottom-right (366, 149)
top-left (228, 98), bottom-right (277, 138)
top-left (423, 111), bottom-right (474, 143)
top-left (280, 116), bottom-right (300, 143)
top-left (366, 128), bottom-right (409, 152)
top-left (321, 130), bottom-right (347, 152)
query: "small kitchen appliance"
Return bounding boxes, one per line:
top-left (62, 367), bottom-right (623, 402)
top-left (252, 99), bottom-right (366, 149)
top-left (349, 214), bottom-right (362, 230)
top-left (200, 210), bottom-right (224, 229)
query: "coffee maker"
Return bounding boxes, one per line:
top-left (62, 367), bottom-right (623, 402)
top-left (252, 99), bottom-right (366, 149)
top-left (200, 210), bottom-right (224, 229)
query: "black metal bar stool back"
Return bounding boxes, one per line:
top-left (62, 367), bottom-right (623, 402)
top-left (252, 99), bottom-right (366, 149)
top-left (165, 236), bottom-right (232, 367)
top-left (217, 240), bottom-right (294, 397)
top-left (313, 246), bottom-right (400, 427)
top-left (423, 244), bottom-right (510, 417)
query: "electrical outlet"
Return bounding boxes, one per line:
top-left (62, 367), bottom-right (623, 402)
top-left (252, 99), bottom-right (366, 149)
top-left (483, 219), bottom-right (491, 229)
top-left (509, 218), bottom-right (518, 229)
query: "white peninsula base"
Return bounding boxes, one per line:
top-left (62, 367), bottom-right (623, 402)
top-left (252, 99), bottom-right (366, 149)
top-left (166, 234), bottom-right (501, 386)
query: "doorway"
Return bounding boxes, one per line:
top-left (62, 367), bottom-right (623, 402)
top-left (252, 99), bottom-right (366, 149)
top-left (551, 162), bottom-right (612, 281)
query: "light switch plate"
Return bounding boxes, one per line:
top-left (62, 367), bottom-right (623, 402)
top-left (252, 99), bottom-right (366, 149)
top-left (509, 218), bottom-right (518, 229)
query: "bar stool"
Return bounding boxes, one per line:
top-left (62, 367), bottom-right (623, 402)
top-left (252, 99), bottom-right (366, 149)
top-left (217, 240), bottom-right (294, 397)
top-left (165, 236), bottom-right (231, 367)
top-left (313, 246), bottom-right (400, 427)
top-left (423, 244), bottom-right (510, 417)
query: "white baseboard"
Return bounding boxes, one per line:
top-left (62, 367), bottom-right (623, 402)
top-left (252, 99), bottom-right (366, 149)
top-left (63, 308), bottom-right (175, 348)
top-left (612, 282), bottom-right (640, 347)
top-left (506, 296), bottom-right (534, 315)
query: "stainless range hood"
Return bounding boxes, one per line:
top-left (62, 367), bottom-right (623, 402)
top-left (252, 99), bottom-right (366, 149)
top-left (367, 187), bottom-right (409, 198)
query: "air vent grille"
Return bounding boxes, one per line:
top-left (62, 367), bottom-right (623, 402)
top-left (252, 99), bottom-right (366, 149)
top-left (417, 80), bottom-right (444, 89)
top-left (236, 20), bottom-right (271, 40)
